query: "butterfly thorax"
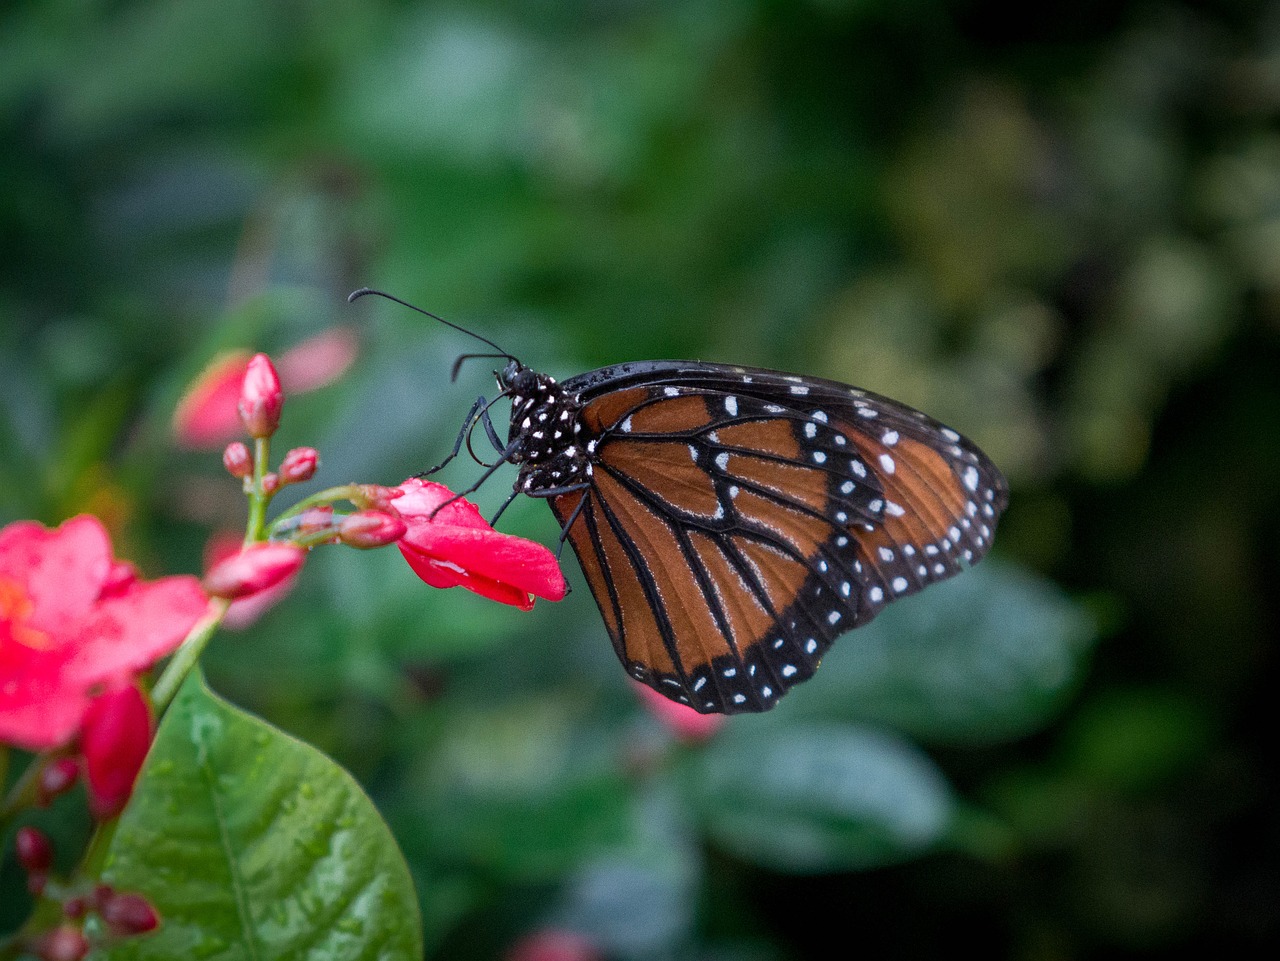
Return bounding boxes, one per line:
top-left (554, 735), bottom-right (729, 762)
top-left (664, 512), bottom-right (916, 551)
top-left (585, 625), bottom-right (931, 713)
top-left (498, 363), bottom-right (593, 495)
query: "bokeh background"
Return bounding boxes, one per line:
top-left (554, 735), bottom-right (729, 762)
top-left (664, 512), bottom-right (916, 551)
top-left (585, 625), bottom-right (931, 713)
top-left (3, 0), bottom-right (1278, 957)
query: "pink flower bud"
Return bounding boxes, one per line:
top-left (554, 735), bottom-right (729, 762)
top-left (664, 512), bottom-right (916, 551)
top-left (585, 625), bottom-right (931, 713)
top-left (223, 441), bottom-right (253, 479)
top-left (16, 826), bottom-right (53, 874)
top-left (37, 758), bottom-right (81, 805)
top-left (238, 353), bottom-right (283, 439)
top-left (63, 896), bottom-right (89, 920)
top-left (99, 891), bottom-right (161, 935)
top-left (338, 510), bottom-right (407, 549)
top-left (298, 506), bottom-right (335, 535)
top-left (203, 542), bottom-right (307, 600)
top-left (260, 472), bottom-right (280, 496)
top-left (279, 447), bottom-right (319, 484)
top-left (80, 685), bottom-right (153, 819)
top-left (34, 926), bottom-right (90, 961)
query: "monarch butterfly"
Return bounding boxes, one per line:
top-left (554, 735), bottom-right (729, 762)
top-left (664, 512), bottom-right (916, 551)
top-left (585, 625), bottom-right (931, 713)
top-left (352, 290), bottom-right (1009, 714)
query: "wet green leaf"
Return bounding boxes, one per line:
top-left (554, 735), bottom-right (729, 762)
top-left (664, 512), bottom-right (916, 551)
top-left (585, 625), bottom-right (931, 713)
top-left (97, 672), bottom-right (421, 961)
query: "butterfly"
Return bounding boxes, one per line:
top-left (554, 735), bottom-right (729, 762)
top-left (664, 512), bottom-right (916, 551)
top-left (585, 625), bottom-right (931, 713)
top-left (351, 290), bottom-right (1009, 714)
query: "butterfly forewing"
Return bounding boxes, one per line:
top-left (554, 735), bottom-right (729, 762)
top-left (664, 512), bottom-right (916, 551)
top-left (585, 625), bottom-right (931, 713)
top-left (547, 363), bottom-right (1008, 714)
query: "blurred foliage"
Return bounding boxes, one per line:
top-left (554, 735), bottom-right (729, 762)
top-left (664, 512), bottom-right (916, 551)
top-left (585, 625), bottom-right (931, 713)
top-left (3, 0), bottom-right (1278, 957)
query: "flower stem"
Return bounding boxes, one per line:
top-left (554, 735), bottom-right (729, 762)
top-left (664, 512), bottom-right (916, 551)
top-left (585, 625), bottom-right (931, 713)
top-left (0, 750), bottom-right (50, 837)
top-left (268, 484), bottom-right (363, 531)
top-left (244, 436), bottom-right (272, 544)
top-left (150, 599), bottom-right (230, 715)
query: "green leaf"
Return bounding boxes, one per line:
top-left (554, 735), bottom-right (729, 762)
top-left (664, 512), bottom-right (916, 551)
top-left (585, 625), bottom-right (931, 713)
top-left (687, 723), bottom-right (955, 873)
top-left (96, 672), bottom-right (422, 961)
top-left (785, 563), bottom-right (1095, 743)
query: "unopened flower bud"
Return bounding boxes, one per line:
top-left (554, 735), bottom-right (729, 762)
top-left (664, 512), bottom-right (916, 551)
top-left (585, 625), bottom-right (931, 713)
top-left (34, 926), bottom-right (90, 961)
top-left (16, 826), bottom-right (53, 874)
top-left (279, 447), bottom-right (319, 484)
top-left (37, 758), bottom-right (81, 806)
top-left (298, 506), bottom-right (335, 536)
top-left (63, 896), bottom-right (89, 920)
top-left (203, 542), bottom-right (307, 600)
top-left (238, 353), bottom-right (283, 439)
top-left (223, 441), bottom-right (253, 479)
top-left (80, 685), bottom-right (153, 819)
top-left (260, 472), bottom-right (280, 496)
top-left (338, 510), bottom-right (407, 549)
top-left (99, 891), bottom-right (161, 935)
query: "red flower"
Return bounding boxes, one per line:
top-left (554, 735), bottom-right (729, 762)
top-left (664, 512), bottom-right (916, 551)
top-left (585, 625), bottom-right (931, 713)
top-left (172, 351), bottom-right (252, 450)
top-left (80, 683), bottom-right (153, 819)
top-left (0, 516), bottom-right (208, 752)
top-left (634, 682), bottom-right (725, 742)
top-left (506, 930), bottom-right (603, 961)
top-left (395, 479), bottom-right (567, 611)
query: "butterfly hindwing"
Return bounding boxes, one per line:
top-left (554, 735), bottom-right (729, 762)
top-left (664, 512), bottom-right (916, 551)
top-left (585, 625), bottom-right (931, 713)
top-left (547, 363), bottom-right (1007, 714)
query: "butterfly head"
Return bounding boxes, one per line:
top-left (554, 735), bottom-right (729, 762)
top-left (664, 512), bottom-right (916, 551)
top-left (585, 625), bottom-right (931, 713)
top-left (499, 366), bottom-right (592, 495)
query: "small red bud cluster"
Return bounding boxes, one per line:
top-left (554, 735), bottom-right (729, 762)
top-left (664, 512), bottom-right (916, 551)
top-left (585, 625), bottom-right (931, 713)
top-left (12, 833), bottom-right (160, 958)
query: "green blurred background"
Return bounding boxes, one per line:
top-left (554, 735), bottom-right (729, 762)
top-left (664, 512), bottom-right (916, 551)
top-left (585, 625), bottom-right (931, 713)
top-left (2, 0), bottom-right (1277, 957)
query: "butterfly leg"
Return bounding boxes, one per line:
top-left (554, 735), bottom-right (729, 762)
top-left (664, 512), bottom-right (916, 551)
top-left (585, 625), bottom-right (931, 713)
top-left (553, 487), bottom-right (591, 559)
top-left (420, 395), bottom-right (490, 477)
top-left (526, 483), bottom-right (592, 559)
top-left (464, 397), bottom-right (509, 467)
top-left (428, 437), bottom-right (524, 518)
top-left (488, 488), bottom-right (520, 526)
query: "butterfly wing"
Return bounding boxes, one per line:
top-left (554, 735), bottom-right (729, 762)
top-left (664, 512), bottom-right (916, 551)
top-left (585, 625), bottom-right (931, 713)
top-left (549, 362), bottom-right (1009, 714)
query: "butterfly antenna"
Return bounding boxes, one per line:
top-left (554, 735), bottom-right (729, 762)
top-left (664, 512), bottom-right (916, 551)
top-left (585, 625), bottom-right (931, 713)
top-left (451, 352), bottom-right (513, 382)
top-left (348, 288), bottom-right (517, 362)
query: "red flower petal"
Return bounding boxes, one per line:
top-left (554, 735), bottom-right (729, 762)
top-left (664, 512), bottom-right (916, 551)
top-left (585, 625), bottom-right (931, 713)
top-left (62, 577), bottom-right (210, 690)
top-left (172, 351), bottom-right (251, 450)
top-left (394, 478), bottom-right (567, 609)
top-left (0, 515), bottom-right (112, 638)
top-left (277, 325), bottom-right (359, 393)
